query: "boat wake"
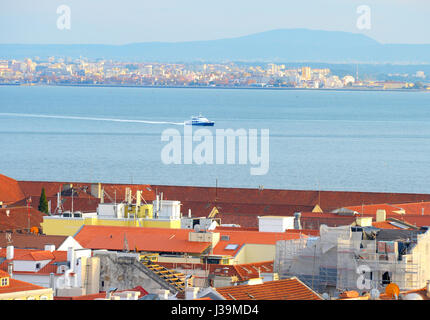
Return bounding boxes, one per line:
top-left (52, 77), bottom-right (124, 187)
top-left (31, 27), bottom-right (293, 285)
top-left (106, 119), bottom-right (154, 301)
top-left (0, 113), bottom-right (185, 126)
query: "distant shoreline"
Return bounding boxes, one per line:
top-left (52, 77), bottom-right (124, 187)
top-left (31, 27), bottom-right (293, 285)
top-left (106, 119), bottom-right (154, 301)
top-left (0, 83), bottom-right (428, 93)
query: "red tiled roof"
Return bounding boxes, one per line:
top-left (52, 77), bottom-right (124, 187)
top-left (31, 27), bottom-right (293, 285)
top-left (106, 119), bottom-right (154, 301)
top-left (152, 185), bottom-right (430, 212)
top-left (215, 277), bottom-right (322, 300)
top-left (0, 233), bottom-right (67, 250)
top-left (0, 248), bottom-right (54, 261)
top-left (11, 196), bottom-right (101, 214)
top-left (0, 206), bottom-right (46, 232)
top-left (0, 271), bottom-right (48, 295)
top-left (212, 229), bottom-right (307, 257)
top-left (372, 221), bottom-right (413, 230)
top-left (0, 249), bottom-right (68, 276)
top-left (345, 201), bottom-right (430, 216)
top-left (17, 180), bottom-right (156, 202)
top-left (0, 173), bottom-right (25, 204)
top-left (73, 225), bottom-right (211, 254)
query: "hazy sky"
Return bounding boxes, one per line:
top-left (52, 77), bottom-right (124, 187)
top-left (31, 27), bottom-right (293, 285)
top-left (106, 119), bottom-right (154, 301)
top-left (1, 0), bottom-right (429, 44)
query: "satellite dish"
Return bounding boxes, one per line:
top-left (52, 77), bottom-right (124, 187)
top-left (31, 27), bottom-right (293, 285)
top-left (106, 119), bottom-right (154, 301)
top-left (322, 293), bottom-right (330, 300)
top-left (370, 289), bottom-right (380, 300)
top-left (385, 283), bottom-right (400, 299)
top-left (194, 224), bottom-right (201, 233)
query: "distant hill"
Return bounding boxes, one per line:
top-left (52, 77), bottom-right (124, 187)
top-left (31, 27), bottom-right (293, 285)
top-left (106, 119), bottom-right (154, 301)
top-left (1, 29), bottom-right (430, 64)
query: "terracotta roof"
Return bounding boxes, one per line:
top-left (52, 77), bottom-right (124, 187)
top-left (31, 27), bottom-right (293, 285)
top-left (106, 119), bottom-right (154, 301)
top-left (345, 201), bottom-right (430, 216)
top-left (73, 225), bottom-right (211, 254)
top-left (17, 180), bottom-right (156, 203)
top-left (0, 233), bottom-right (67, 250)
top-left (364, 214), bottom-right (430, 228)
top-left (0, 173), bottom-right (25, 204)
top-left (0, 206), bottom-right (46, 232)
top-left (0, 271), bottom-right (48, 295)
top-left (212, 229), bottom-right (307, 257)
top-left (215, 277), bottom-right (323, 300)
top-left (0, 248), bottom-right (54, 261)
top-left (372, 221), bottom-right (413, 230)
top-left (0, 249), bottom-right (68, 276)
top-left (11, 196), bottom-right (101, 214)
top-left (152, 185), bottom-right (430, 212)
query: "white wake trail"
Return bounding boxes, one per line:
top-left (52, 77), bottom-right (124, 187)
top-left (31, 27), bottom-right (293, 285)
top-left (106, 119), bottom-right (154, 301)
top-left (0, 113), bottom-right (185, 126)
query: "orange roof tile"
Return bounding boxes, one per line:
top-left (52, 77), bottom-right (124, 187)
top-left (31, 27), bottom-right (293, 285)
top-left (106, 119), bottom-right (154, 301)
top-left (0, 271), bottom-right (47, 294)
top-left (0, 206), bottom-right (46, 232)
top-left (0, 233), bottom-right (67, 250)
top-left (212, 229), bottom-right (306, 257)
top-left (0, 173), bottom-right (25, 204)
top-left (74, 225), bottom-right (211, 254)
top-left (215, 277), bottom-right (322, 300)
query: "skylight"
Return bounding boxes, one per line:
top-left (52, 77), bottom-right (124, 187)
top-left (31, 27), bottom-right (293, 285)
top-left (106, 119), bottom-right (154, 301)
top-left (225, 244), bottom-right (238, 250)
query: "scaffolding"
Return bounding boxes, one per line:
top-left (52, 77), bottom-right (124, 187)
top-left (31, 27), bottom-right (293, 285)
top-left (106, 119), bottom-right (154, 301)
top-left (274, 225), bottom-right (428, 295)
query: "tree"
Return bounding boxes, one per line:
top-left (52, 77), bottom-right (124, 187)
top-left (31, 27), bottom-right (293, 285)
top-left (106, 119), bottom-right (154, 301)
top-left (38, 187), bottom-right (49, 214)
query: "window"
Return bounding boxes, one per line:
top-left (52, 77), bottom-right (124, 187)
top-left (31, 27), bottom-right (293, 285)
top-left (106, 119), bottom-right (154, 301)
top-left (35, 263), bottom-right (41, 269)
top-left (1, 277), bottom-right (8, 286)
top-left (382, 271), bottom-right (392, 285)
top-left (224, 244), bottom-right (238, 250)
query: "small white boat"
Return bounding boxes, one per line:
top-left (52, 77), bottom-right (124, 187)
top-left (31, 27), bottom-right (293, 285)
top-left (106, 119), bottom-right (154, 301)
top-left (184, 114), bottom-right (215, 126)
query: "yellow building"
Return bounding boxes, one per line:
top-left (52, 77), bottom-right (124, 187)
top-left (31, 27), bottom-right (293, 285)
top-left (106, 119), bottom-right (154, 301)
top-left (0, 270), bottom-right (53, 300)
top-left (41, 201), bottom-right (182, 236)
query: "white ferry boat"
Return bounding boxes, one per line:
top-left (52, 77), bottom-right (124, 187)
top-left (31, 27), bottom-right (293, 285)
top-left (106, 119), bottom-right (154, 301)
top-left (184, 114), bottom-right (215, 126)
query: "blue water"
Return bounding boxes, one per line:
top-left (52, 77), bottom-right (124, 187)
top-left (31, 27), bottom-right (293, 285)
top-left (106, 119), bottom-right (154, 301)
top-left (0, 85), bottom-right (430, 193)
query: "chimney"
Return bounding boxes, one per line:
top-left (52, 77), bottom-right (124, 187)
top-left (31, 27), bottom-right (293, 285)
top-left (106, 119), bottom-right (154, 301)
top-left (91, 183), bottom-right (102, 199)
top-left (294, 212), bottom-right (302, 230)
top-left (188, 209), bottom-right (192, 218)
top-left (49, 272), bottom-right (55, 292)
top-left (45, 244), bottom-right (56, 252)
top-left (376, 210), bottom-right (386, 222)
top-left (6, 245), bottom-right (14, 260)
top-left (185, 287), bottom-right (199, 300)
top-left (8, 262), bottom-right (13, 278)
top-left (67, 247), bottom-right (75, 269)
top-left (427, 280), bottom-right (430, 298)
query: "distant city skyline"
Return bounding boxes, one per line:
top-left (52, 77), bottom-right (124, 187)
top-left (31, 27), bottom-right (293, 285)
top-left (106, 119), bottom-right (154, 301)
top-left (1, 0), bottom-right (429, 45)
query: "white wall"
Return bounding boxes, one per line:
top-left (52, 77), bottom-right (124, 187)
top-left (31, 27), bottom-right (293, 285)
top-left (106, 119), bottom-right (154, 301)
top-left (58, 236), bottom-right (84, 251)
top-left (13, 260), bottom-right (51, 273)
top-left (258, 217), bottom-right (295, 232)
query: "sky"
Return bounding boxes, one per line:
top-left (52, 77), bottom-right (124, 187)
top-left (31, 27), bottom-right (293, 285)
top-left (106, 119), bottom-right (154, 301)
top-left (0, 0), bottom-right (429, 45)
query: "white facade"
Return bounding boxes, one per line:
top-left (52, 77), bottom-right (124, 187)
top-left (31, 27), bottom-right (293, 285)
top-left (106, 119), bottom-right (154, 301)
top-left (153, 199), bottom-right (181, 219)
top-left (97, 203), bottom-right (125, 218)
top-left (57, 236), bottom-right (84, 251)
top-left (258, 216), bottom-right (295, 232)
